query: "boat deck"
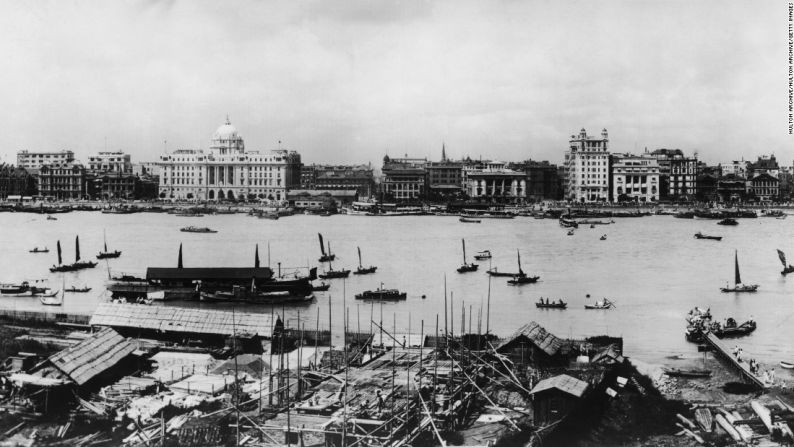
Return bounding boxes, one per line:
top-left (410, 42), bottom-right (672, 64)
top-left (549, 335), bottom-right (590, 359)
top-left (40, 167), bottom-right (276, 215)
top-left (704, 332), bottom-right (767, 390)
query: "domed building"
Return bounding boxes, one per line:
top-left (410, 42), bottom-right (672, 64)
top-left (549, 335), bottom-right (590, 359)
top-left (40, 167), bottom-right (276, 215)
top-left (157, 118), bottom-right (302, 202)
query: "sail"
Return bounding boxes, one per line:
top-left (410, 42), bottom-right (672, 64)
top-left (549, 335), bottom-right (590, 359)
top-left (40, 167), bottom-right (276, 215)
top-left (255, 244), bottom-right (260, 268)
top-left (57, 240), bottom-right (62, 265)
top-left (178, 243), bottom-right (183, 269)
top-left (778, 249), bottom-right (787, 267)
top-left (75, 236), bottom-right (80, 262)
top-left (103, 229), bottom-right (108, 252)
top-left (734, 250), bottom-right (741, 285)
top-left (358, 246), bottom-right (362, 267)
top-left (318, 233), bottom-right (326, 256)
top-left (462, 239), bottom-right (467, 264)
top-left (517, 249), bottom-right (523, 275)
top-left (327, 241), bottom-right (332, 255)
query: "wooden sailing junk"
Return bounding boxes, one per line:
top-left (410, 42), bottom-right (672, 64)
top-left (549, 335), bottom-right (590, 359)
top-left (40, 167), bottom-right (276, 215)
top-left (318, 233), bottom-right (335, 262)
top-left (507, 249), bottom-right (539, 285)
top-left (720, 250), bottom-right (759, 292)
top-left (50, 236), bottom-right (98, 272)
top-left (778, 249), bottom-right (794, 275)
top-left (96, 229), bottom-right (122, 259)
top-left (353, 246), bottom-right (377, 275)
top-left (456, 239), bottom-right (478, 273)
top-left (319, 237), bottom-right (350, 279)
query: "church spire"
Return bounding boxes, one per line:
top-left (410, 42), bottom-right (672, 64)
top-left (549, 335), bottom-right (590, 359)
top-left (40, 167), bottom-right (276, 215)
top-left (225, 114), bottom-right (231, 125)
top-left (441, 142), bottom-right (447, 161)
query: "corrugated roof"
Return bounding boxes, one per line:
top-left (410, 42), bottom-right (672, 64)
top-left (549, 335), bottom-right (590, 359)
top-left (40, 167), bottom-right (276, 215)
top-left (146, 267), bottom-right (273, 281)
top-left (530, 374), bottom-right (589, 398)
top-left (90, 303), bottom-right (274, 337)
top-left (46, 327), bottom-right (135, 385)
top-left (496, 322), bottom-right (563, 356)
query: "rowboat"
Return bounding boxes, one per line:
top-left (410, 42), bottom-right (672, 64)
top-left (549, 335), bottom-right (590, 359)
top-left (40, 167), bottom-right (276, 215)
top-left (780, 361), bottom-right (794, 369)
top-left (664, 368), bottom-right (712, 378)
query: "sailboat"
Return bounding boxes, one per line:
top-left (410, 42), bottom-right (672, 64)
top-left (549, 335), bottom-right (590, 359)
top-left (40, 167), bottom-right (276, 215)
top-left (318, 255), bottom-right (351, 279)
top-left (40, 279), bottom-right (64, 306)
top-left (353, 246), bottom-right (377, 275)
top-left (318, 233), bottom-right (336, 262)
top-left (720, 250), bottom-right (759, 292)
top-left (457, 238), bottom-right (478, 273)
top-left (778, 249), bottom-right (794, 275)
top-left (50, 236), bottom-right (98, 272)
top-left (96, 229), bottom-right (122, 259)
top-left (507, 249), bottom-right (540, 285)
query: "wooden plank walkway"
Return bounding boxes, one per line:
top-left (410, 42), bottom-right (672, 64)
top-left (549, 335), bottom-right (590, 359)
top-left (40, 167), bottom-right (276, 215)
top-left (704, 333), bottom-right (767, 390)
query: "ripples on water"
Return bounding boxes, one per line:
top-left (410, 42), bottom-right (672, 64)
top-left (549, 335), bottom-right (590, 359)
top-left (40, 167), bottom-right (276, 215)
top-left (0, 211), bottom-right (792, 366)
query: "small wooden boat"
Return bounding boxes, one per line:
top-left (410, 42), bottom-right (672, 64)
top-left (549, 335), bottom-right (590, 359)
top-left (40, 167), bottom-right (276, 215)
top-left (457, 239), bottom-right (478, 273)
top-left (65, 286), bottom-right (92, 293)
top-left (487, 267), bottom-right (519, 277)
top-left (474, 250), bottom-right (492, 260)
top-left (600, 234), bottom-right (607, 240)
top-left (779, 361), bottom-right (794, 369)
top-left (717, 218), bottom-right (738, 226)
top-left (46, 215), bottom-right (57, 221)
top-left (180, 226), bottom-right (217, 233)
top-left (536, 298), bottom-right (567, 309)
top-left (319, 257), bottom-right (350, 279)
top-left (711, 318), bottom-right (756, 338)
top-left (584, 298), bottom-right (614, 310)
top-left (567, 229), bottom-right (575, 236)
top-left (459, 217), bottom-right (481, 223)
top-left (559, 217), bottom-right (578, 228)
top-left (720, 250), bottom-right (759, 292)
top-left (694, 408), bottom-right (714, 433)
top-left (695, 232), bottom-right (722, 241)
top-left (97, 230), bottom-right (122, 259)
top-left (506, 250), bottom-right (539, 285)
top-left (29, 247), bottom-right (49, 253)
top-left (664, 368), bottom-right (712, 378)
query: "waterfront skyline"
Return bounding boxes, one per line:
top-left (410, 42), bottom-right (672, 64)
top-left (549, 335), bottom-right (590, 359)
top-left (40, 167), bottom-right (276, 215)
top-left (0, 1), bottom-right (790, 166)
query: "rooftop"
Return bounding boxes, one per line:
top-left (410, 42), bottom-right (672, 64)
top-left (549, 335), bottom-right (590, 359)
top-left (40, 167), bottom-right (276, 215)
top-left (496, 321), bottom-right (563, 356)
top-left (529, 374), bottom-right (589, 398)
top-left (44, 327), bottom-right (136, 385)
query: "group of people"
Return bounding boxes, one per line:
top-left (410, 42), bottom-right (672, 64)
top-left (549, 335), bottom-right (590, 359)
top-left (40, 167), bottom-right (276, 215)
top-left (733, 346), bottom-right (776, 384)
top-left (538, 297), bottom-right (565, 305)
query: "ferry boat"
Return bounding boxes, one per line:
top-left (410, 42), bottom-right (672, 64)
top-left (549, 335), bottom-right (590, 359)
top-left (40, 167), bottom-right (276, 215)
top-left (180, 226), bottom-right (218, 233)
top-left (355, 285), bottom-right (407, 301)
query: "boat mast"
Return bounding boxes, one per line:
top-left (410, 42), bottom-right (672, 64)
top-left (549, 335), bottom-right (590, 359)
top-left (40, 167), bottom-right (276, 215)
top-left (56, 240), bottom-right (62, 266)
top-left (103, 229), bottom-right (108, 253)
top-left (357, 246), bottom-right (362, 268)
top-left (517, 249), bottom-right (523, 275)
top-left (75, 236), bottom-right (80, 262)
top-left (735, 250), bottom-right (741, 285)
top-left (318, 233), bottom-right (326, 256)
top-left (462, 239), bottom-right (467, 265)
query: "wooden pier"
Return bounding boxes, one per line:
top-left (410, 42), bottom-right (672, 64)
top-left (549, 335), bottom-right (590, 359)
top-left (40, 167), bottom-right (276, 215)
top-left (704, 332), bottom-right (767, 390)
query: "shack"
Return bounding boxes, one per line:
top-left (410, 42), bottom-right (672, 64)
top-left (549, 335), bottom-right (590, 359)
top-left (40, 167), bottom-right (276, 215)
top-left (495, 322), bottom-right (570, 368)
top-left (529, 374), bottom-right (589, 426)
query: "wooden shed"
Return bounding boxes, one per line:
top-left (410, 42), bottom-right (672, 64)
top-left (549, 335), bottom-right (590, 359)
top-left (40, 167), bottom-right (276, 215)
top-left (529, 374), bottom-right (589, 426)
top-left (494, 322), bottom-right (570, 368)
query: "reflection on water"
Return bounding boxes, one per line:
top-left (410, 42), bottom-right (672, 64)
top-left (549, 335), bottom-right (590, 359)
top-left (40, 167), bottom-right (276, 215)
top-left (0, 211), bottom-right (792, 365)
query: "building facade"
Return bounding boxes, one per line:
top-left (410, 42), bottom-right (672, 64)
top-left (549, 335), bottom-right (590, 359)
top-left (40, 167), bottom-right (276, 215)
top-left (381, 156), bottom-right (427, 201)
top-left (16, 150), bottom-right (75, 172)
top-left (0, 164), bottom-right (36, 199)
top-left (510, 160), bottom-right (561, 201)
top-left (87, 151), bottom-right (132, 174)
top-left (610, 154), bottom-right (661, 202)
top-left (310, 165), bottom-right (375, 198)
top-left (465, 161), bottom-right (526, 203)
top-left (650, 149), bottom-right (698, 200)
top-left (157, 118), bottom-right (302, 202)
top-left (38, 163), bottom-right (87, 200)
top-left (747, 173), bottom-right (779, 202)
top-left (564, 128), bottom-right (610, 202)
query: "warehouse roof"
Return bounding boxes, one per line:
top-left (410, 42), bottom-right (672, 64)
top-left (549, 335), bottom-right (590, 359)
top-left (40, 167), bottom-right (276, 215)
top-left (45, 327), bottom-right (136, 385)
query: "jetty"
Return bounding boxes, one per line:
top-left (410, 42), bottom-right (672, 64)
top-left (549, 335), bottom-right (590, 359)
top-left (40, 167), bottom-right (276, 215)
top-left (704, 332), bottom-right (767, 390)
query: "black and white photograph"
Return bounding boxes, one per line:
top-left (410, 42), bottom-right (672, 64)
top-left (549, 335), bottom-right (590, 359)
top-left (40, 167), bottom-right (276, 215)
top-left (0, 0), bottom-right (793, 445)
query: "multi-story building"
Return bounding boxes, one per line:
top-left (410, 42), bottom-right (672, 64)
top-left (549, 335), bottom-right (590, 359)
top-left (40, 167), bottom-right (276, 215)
top-left (16, 150), bottom-right (75, 172)
top-left (426, 147), bottom-right (463, 199)
top-left (748, 155), bottom-right (780, 178)
top-left (564, 128), bottom-right (610, 202)
top-left (747, 173), bottom-right (779, 202)
top-left (650, 149), bottom-right (698, 200)
top-left (465, 161), bottom-right (526, 203)
top-left (719, 160), bottom-right (749, 178)
top-left (157, 118), bottom-right (302, 202)
top-left (779, 166), bottom-right (793, 200)
top-left (94, 173), bottom-right (139, 200)
top-left (38, 163), bottom-right (88, 200)
top-left (717, 174), bottom-right (747, 202)
top-left (510, 160), bottom-right (561, 201)
top-left (0, 164), bottom-right (36, 199)
top-left (310, 165), bottom-right (375, 198)
top-left (300, 165), bottom-right (318, 190)
top-left (87, 151), bottom-right (132, 174)
top-left (610, 154), bottom-right (661, 202)
top-left (381, 156), bottom-right (427, 201)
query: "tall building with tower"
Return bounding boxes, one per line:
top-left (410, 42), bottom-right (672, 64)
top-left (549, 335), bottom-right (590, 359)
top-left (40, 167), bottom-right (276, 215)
top-left (564, 128), bottom-right (611, 202)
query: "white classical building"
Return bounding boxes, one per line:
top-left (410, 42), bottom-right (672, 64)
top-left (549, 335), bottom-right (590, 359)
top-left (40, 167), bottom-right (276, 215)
top-left (464, 161), bottom-right (527, 202)
top-left (564, 128), bottom-right (611, 202)
top-left (157, 118), bottom-right (302, 202)
top-left (611, 154), bottom-right (661, 202)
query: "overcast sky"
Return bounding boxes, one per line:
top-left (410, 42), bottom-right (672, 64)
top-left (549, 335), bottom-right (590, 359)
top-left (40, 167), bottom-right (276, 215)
top-left (0, 0), bottom-right (790, 166)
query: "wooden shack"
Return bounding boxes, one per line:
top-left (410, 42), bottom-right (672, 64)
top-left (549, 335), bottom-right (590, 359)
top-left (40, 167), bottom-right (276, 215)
top-left (494, 322), bottom-right (570, 368)
top-left (529, 374), bottom-right (589, 426)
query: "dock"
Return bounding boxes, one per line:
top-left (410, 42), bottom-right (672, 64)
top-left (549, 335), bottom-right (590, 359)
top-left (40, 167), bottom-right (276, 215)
top-left (704, 332), bottom-right (767, 390)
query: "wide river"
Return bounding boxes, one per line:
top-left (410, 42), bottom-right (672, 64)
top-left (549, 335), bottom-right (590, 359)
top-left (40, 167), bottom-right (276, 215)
top-left (1, 211), bottom-right (792, 367)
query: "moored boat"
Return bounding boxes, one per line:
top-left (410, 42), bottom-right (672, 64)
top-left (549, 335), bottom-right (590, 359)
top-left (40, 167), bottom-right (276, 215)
top-left (459, 217), bottom-right (481, 223)
top-left (29, 247), bottom-right (49, 253)
top-left (180, 226), bottom-right (217, 233)
top-left (353, 246), bottom-right (377, 275)
top-left (50, 237), bottom-right (98, 272)
top-left (317, 233), bottom-right (336, 262)
top-left (0, 281), bottom-right (30, 294)
top-left (777, 249), bottom-right (794, 275)
top-left (711, 317), bottom-right (756, 338)
top-left (65, 286), bottom-right (92, 293)
top-left (780, 361), bottom-right (794, 369)
top-left (486, 268), bottom-right (519, 277)
top-left (717, 218), bottom-right (738, 226)
top-left (559, 217), bottom-right (579, 228)
top-left (664, 368), bottom-right (712, 378)
top-left (474, 250), bottom-right (492, 260)
top-left (312, 282), bottom-right (330, 291)
top-left (96, 229), bottom-right (122, 259)
top-left (506, 250), bottom-right (539, 285)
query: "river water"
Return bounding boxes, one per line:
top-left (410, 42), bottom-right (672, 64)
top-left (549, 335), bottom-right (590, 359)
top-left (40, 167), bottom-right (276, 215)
top-left (1, 211), bottom-right (792, 367)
